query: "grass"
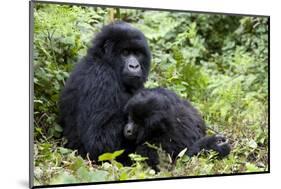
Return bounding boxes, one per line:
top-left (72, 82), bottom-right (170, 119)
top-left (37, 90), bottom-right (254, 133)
top-left (33, 82), bottom-right (268, 186)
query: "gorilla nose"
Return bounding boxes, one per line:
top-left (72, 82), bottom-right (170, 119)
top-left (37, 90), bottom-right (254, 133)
top-left (128, 62), bottom-right (141, 72)
top-left (126, 129), bottom-right (132, 135)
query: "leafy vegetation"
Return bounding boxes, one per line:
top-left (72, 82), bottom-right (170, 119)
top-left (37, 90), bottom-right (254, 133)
top-left (33, 3), bottom-right (268, 186)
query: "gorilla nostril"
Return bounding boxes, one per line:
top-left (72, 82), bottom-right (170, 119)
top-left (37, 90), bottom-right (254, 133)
top-left (128, 62), bottom-right (141, 73)
top-left (129, 63), bottom-right (139, 69)
top-left (216, 139), bottom-right (223, 144)
top-left (127, 129), bottom-right (132, 135)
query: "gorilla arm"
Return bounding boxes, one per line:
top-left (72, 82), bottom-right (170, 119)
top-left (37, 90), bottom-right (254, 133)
top-left (75, 62), bottom-right (129, 161)
top-left (188, 134), bottom-right (231, 157)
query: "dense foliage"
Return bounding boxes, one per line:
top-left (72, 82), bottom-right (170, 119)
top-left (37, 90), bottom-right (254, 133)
top-left (33, 3), bottom-right (268, 186)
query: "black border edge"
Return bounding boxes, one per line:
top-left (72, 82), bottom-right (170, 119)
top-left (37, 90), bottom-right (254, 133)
top-left (30, 0), bottom-right (270, 188)
top-left (267, 16), bottom-right (270, 173)
top-left (29, 0), bottom-right (35, 188)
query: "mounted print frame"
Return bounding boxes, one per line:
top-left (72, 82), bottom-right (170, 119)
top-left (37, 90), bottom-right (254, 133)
top-left (29, 0), bottom-right (269, 188)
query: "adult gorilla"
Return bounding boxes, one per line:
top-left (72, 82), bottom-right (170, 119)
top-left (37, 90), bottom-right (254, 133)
top-left (59, 21), bottom-right (151, 163)
top-left (123, 88), bottom-right (231, 171)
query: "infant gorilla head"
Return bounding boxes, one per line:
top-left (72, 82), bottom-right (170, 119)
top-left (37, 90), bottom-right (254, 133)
top-left (124, 88), bottom-right (231, 171)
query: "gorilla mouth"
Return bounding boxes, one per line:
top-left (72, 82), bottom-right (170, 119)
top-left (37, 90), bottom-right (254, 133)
top-left (123, 77), bottom-right (143, 92)
top-left (124, 75), bottom-right (143, 85)
top-left (127, 75), bottom-right (141, 79)
top-left (125, 74), bottom-right (142, 79)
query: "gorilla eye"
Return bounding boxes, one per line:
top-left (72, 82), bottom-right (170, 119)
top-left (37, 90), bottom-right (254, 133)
top-left (134, 50), bottom-right (141, 57)
top-left (121, 49), bottom-right (130, 56)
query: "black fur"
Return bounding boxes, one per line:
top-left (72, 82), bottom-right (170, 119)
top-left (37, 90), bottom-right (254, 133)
top-left (59, 21), bottom-right (151, 163)
top-left (124, 88), bottom-right (231, 170)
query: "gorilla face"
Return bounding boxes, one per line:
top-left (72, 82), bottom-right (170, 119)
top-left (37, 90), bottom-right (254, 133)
top-left (120, 47), bottom-right (147, 90)
top-left (115, 33), bottom-right (151, 90)
top-left (123, 113), bottom-right (150, 144)
top-left (90, 21), bottom-right (151, 91)
top-left (123, 115), bottom-right (140, 141)
top-left (123, 90), bottom-right (170, 143)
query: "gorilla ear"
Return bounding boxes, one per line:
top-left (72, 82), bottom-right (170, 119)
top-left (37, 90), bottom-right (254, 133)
top-left (102, 40), bottom-right (113, 55)
top-left (89, 39), bottom-right (112, 58)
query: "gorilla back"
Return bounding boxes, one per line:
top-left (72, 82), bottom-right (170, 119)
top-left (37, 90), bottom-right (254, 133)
top-left (59, 21), bottom-right (151, 162)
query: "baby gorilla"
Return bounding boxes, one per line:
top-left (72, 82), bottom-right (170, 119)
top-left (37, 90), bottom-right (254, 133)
top-left (124, 88), bottom-right (231, 171)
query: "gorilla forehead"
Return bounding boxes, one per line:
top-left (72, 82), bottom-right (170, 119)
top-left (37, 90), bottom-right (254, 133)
top-left (100, 21), bottom-right (147, 44)
top-left (126, 89), bottom-right (171, 116)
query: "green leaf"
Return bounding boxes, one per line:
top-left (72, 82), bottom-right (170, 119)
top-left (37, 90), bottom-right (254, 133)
top-left (129, 153), bottom-right (148, 162)
top-left (98, 153), bottom-right (114, 162)
top-left (177, 148), bottom-right (187, 158)
top-left (248, 139), bottom-right (258, 149)
top-left (98, 149), bottom-right (125, 161)
top-left (90, 170), bottom-right (108, 182)
top-left (112, 149), bottom-right (125, 158)
top-left (69, 157), bottom-right (84, 171)
top-left (58, 147), bottom-right (71, 155)
top-left (245, 163), bottom-right (263, 172)
top-left (115, 161), bottom-right (124, 169)
top-left (119, 171), bottom-right (128, 181)
top-left (50, 172), bottom-right (78, 184)
top-left (76, 166), bottom-right (91, 181)
top-left (54, 123), bottom-right (63, 132)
